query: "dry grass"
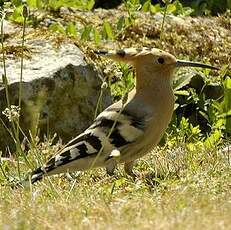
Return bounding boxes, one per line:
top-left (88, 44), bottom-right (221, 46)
top-left (0, 145), bottom-right (230, 229)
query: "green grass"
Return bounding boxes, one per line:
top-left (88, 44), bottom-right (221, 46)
top-left (0, 145), bottom-right (230, 229)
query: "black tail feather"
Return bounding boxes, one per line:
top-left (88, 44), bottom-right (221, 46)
top-left (31, 167), bottom-right (45, 184)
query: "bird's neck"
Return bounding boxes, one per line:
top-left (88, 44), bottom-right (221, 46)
top-left (132, 68), bottom-right (175, 146)
top-left (135, 68), bottom-right (174, 104)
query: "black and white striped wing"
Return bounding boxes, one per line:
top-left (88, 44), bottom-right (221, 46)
top-left (31, 107), bottom-right (147, 183)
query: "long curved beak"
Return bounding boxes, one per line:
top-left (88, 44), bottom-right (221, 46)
top-left (176, 60), bottom-right (219, 70)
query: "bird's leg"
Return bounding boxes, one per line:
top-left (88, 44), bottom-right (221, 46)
top-left (106, 159), bottom-right (117, 176)
top-left (124, 160), bottom-right (136, 177)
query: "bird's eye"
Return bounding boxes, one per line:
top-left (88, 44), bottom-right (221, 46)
top-left (157, 57), bottom-right (165, 64)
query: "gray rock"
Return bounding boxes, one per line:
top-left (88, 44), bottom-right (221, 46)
top-left (0, 40), bottom-right (111, 153)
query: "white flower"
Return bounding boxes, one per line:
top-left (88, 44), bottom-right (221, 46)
top-left (2, 105), bottom-right (21, 122)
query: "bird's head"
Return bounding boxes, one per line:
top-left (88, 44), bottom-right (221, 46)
top-left (95, 47), bottom-right (218, 74)
top-left (95, 48), bottom-right (219, 89)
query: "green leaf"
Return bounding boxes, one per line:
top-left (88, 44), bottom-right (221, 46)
top-left (224, 76), bottom-right (231, 89)
top-left (174, 90), bottom-right (190, 96)
top-left (150, 4), bottom-right (162, 13)
top-left (66, 22), bottom-right (77, 38)
top-left (218, 109), bottom-right (231, 118)
top-left (26, 0), bottom-right (38, 8)
top-left (117, 16), bottom-right (125, 31)
top-left (11, 0), bottom-right (22, 7)
top-left (86, 0), bottom-right (95, 10)
top-left (199, 110), bottom-right (209, 121)
top-left (166, 4), bottom-right (176, 13)
top-left (49, 23), bottom-right (65, 34)
top-left (141, 0), bottom-right (151, 12)
top-left (81, 25), bottom-right (92, 41)
top-left (173, 72), bottom-right (195, 91)
top-left (222, 77), bottom-right (231, 133)
top-left (103, 21), bottom-right (114, 40)
top-left (9, 5), bottom-right (24, 23)
top-left (174, 103), bottom-right (179, 110)
top-left (93, 28), bottom-right (100, 45)
top-left (115, 177), bottom-right (126, 187)
top-left (215, 118), bottom-right (225, 129)
top-left (205, 129), bottom-right (222, 148)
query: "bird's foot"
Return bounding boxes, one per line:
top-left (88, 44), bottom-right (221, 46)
top-left (106, 160), bottom-right (117, 176)
top-left (124, 161), bottom-right (138, 178)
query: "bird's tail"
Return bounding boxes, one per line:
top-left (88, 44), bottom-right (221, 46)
top-left (31, 167), bottom-right (46, 184)
top-left (30, 152), bottom-right (60, 184)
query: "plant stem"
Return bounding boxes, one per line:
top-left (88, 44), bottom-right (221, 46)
top-left (94, 87), bottom-right (104, 119)
top-left (160, 4), bottom-right (168, 42)
top-left (16, 5), bottom-right (28, 181)
top-left (18, 12), bottom-right (27, 110)
top-left (1, 12), bottom-right (22, 179)
top-left (1, 12), bottom-right (10, 108)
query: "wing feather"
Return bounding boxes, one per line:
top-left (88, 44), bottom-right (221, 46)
top-left (31, 106), bottom-right (148, 183)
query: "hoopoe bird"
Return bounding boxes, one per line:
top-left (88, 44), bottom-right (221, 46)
top-left (31, 48), bottom-right (218, 183)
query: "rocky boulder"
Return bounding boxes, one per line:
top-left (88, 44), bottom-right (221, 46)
top-left (0, 38), bottom-right (111, 153)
